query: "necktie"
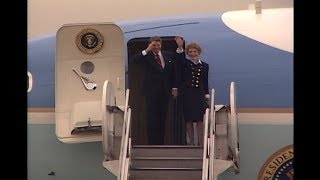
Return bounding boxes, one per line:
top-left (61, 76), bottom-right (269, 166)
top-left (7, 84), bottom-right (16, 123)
top-left (155, 54), bottom-right (162, 66)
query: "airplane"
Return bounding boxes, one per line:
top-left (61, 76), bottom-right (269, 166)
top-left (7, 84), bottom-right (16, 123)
top-left (27, 4), bottom-right (293, 180)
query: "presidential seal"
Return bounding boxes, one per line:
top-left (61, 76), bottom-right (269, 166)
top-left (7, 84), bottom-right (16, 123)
top-left (76, 28), bottom-right (104, 54)
top-left (258, 144), bottom-right (293, 180)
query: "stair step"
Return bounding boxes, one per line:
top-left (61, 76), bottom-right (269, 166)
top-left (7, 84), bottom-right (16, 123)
top-left (131, 157), bottom-right (202, 168)
top-left (129, 168), bottom-right (202, 180)
top-left (131, 145), bottom-right (203, 158)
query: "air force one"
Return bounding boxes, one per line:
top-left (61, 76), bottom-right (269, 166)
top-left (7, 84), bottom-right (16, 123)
top-left (28, 6), bottom-right (293, 180)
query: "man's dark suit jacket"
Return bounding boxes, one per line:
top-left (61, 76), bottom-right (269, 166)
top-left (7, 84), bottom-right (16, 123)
top-left (132, 50), bottom-right (178, 97)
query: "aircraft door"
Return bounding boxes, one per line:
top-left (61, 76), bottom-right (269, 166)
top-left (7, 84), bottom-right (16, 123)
top-left (127, 36), bottom-right (185, 145)
top-left (55, 23), bottom-right (125, 143)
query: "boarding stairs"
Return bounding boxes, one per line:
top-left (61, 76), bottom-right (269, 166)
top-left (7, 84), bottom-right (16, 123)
top-left (102, 81), bottom-right (240, 180)
top-left (129, 145), bottom-right (203, 179)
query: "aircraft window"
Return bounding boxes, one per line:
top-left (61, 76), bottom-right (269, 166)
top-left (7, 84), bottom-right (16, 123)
top-left (80, 61), bottom-right (95, 74)
top-left (27, 71), bottom-right (33, 92)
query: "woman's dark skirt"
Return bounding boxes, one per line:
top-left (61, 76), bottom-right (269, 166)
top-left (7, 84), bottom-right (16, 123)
top-left (182, 88), bottom-right (206, 122)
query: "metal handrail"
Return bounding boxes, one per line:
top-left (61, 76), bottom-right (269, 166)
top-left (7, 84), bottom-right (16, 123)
top-left (102, 80), bottom-right (115, 161)
top-left (209, 89), bottom-right (216, 180)
top-left (202, 88), bottom-right (216, 180)
top-left (202, 108), bottom-right (210, 180)
top-left (122, 108), bottom-right (132, 179)
top-left (229, 82), bottom-right (240, 173)
top-left (118, 89), bottom-right (130, 180)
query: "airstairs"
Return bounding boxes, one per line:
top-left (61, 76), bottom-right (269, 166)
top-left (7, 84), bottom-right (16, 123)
top-left (102, 81), bottom-right (240, 180)
top-left (129, 145), bottom-right (203, 179)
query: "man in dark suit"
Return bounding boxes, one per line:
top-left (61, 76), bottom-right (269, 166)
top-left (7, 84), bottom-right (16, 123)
top-left (132, 36), bottom-right (178, 145)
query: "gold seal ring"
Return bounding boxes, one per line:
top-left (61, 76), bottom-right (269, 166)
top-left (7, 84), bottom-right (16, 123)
top-left (76, 28), bottom-right (104, 54)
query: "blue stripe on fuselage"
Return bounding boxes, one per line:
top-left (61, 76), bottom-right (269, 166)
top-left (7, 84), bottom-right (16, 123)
top-left (27, 13), bottom-right (293, 108)
top-left (118, 14), bottom-right (293, 108)
top-left (28, 34), bottom-right (56, 107)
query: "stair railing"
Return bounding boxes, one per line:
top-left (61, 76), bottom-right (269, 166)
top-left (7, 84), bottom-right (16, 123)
top-left (202, 107), bottom-right (210, 180)
top-left (118, 89), bottom-right (131, 180)
top-left (102, 80), bottom-right (115, 161)
top-left (122, 108), bottom-right (132, 180)
top-left (229, 81), bottom-right (240, 173)
top-left (209, 89), bottom-right (216, 180)
top-left (202, 88), bottom-right (216, 180)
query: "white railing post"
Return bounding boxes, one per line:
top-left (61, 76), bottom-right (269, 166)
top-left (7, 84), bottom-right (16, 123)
top-left (209, 89), bottom-right (215, 180)
top-left (122, 108), bottom-right (131, 180)
top-left (230, 82), bottom-right (240, 173)
top-left (102, 80), bottom-right (115, 161)
top-left (124, 136), bottom-right (132, 179)
top-left (202, 108), bottom-right (210, 180)
top-left (118, 89), bottom-right (130, 180)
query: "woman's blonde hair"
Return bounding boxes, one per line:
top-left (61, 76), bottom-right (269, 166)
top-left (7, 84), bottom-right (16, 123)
top-left (186, 42), bottom-right (202, 54)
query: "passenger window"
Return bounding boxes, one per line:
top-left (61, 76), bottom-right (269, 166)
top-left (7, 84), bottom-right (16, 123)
top-left (27, 71), bottom-right (33, 92)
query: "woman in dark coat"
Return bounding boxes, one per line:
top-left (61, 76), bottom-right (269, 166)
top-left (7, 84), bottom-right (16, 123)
top-left (175, 37), bottom-right (209, 146)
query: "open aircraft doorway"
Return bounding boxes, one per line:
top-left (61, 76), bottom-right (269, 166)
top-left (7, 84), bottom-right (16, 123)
top-left (127, 36), bottom-right (185, 145)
